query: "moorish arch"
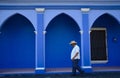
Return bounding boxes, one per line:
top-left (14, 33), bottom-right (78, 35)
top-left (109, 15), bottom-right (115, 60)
top-left (45, 13), bottom-right (81, 68)
top-left (89, 11), bottom-right (120, 29)
top-left (0, 13), bottom-right (35, 68)
top-left (0, 12), bottom-right (36, 30)
top-left (44, 10), bottom-right (82, 30)
top-left (90, 13), bottom-right (120, 68)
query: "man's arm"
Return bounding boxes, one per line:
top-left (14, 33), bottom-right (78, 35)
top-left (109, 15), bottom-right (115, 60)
top-left (72, 52), bottom-right (78, 60)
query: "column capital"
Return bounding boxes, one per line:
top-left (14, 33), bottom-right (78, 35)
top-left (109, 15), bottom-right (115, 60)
top-left (79, 30), bottom-right (83, 34)
top-left (35, 8), bottom-right (45, 13)
top-left (43, 31), bottom-right (47, 35)
top-left (81, 8), bottom-right (90, 13)
top-left (89, 30), bottom-right (91, 34)
top-left (34, 31), bottom-right (37, 34)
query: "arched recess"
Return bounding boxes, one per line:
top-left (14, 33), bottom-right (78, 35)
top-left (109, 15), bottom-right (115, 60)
top-left (44, 10), bottom-right (82, 30)
top-left (45, 13), bottom-right (81, 68)
top-left (0, 13), bottom-right (35, 68)
top-left (89, 11), bottom-right (120, 29)
top-left (91, 13), bottom-right (120, 67)
top-left (0, 11), bottom-right (37, 30)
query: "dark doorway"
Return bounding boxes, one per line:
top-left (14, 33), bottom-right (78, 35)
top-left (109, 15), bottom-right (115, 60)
top-left (0, 14), bottom-right (35, 68)
top-left (45, 13), bottom-right (81, 69)
top-left (90, 28), bottom-right (107, 63)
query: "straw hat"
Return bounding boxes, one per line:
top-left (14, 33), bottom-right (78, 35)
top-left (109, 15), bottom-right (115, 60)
top-left (69, 40), bottom-right (77, 44)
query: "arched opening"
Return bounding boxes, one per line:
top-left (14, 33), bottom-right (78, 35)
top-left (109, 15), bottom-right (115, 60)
top-left (91, 13), bottom-right (120, 71)
top-left (0, 14), bottom-right (35, 73)
top-left (45, 13), bottom-right (81, 72)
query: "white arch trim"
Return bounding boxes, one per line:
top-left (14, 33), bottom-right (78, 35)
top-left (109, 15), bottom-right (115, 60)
top-left (89, 10), bottom-right (120, 29)
top-left (44, 10), bottom-right (82, 30)
top-left (0, 10), bottom-right (37, 30)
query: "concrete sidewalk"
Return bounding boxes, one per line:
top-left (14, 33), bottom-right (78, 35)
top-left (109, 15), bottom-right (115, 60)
top-left (0, 72), bottom-right (120, 78)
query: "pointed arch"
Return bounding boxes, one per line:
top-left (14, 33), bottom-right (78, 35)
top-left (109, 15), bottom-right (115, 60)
top-left (91, 13), bottom-right (120, 28)
top-left (1, 13), bottom-right (35, 30)
top-left (0, 13), bottom-right (35, 68)
top-left (45, 13), bottom-right (81, 68)
top-left (89, 10), bottom-right (120, 29)
top-left (46, 13), bottom-right (80, 31)
top-left (91, 12), bottom-right (120, 67)
top-left (0, 13), bottom-right (36, 31)
top-left (44, 11), bottom-right (82, 30)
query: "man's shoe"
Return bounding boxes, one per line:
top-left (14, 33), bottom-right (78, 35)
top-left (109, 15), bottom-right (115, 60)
top-left (80, 71), bottom-right (84, 74)
top-left (71, 74), bottom-right (76, 76)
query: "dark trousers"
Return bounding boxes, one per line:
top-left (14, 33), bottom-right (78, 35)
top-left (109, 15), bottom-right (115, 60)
top-left (72, 59), bottom-right (83, 75)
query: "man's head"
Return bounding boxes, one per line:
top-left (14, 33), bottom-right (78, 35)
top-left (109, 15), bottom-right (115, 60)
top-left (70, 41), bottom-right (77, 47)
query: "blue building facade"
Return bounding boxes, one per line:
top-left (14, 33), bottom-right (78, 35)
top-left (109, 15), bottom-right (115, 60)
top-left (0, 0), bottom-right (120, 74)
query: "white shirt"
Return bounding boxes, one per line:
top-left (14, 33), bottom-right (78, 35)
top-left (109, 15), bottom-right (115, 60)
top-left (71, 45), bottom-right (80, 60)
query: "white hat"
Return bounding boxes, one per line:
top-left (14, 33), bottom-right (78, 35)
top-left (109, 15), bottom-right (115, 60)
top-left (69, 40), bottom-right (77, 44)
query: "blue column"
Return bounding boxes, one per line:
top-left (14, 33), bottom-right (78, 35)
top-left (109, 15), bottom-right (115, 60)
top-left (35, 8), bottom-right (45, 73)
top-left (81, 8), bottom-right (92, 72)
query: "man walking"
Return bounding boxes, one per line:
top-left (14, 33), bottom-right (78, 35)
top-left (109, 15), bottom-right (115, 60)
top-left (70, 40), bottom-right (84, 76)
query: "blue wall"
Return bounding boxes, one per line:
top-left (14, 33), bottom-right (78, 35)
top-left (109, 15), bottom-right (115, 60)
top-left (92, 13), bottom-right (120, 67)
top-left (0, 8), bottom-right (120, 73)
top-left (0, 14), bottom-right (35, 68)
top-left (45, 13), bottom-right (81, 68)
